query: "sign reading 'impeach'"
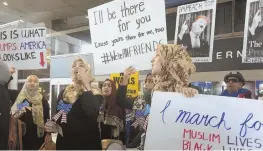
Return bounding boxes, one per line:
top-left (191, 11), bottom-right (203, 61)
top-left (110, 72), bottom-right (139, 98)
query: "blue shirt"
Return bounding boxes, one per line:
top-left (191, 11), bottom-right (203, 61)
top-left (220, 88), bottom-right (252, 98)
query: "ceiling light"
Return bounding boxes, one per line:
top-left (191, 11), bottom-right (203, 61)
top-left (3, 1), bottom-right (8, 6)
top-left (86, 16), bottom-right (89, 19)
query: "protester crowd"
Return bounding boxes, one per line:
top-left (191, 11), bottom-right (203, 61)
top-left (0, 44), bottom-right (254, 150)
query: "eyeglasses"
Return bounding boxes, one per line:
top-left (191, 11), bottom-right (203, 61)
top-left (225, 79), bottom-right (240, 83)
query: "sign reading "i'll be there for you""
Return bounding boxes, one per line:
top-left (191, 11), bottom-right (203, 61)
top-left (88, 0), bottom-right (167, 75)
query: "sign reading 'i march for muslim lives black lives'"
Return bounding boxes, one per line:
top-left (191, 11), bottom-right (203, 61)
top-left (145, 92), bottom-right (263, 150)
top-left (242, 0), bottom-right (263, 63)
top-left (0, 27), bottom-right (47, 70)
top-left (88, 0), bottom-right (167, 75)
top-left (174, 0), bottom-right (217, 63)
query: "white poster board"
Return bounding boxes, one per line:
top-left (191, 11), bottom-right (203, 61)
top-left (242, 0), bottom-right (263, 63)
top-left (174, 0), bottom-right (217, 63)
top-left (0, 27), bottom-right (47, 70)
top-left (145, 92), bottom-right (263, 150)
top-left (88, 0), bottom-right (167, 75)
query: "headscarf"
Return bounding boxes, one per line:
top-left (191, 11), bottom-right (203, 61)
top-left (143, 73), bottom-right (153, 105)
top-left (98, 79), bottom-right (124, 138)
top-left (153, 44), bottom-right (197, 94)
top-left (63, 58), bottom-right (94, 103)
top-left (11, 75), bottom-right (44, 138)
top-left (0, 61), bottom-right (11, 85)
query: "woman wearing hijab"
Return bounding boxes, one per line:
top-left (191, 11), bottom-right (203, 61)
top-left (126, 73), bottom-right (154, 148)
top-left (117, 44), bottom-right (198, 149)
top-left (98, 79), bottom-right (125, 144)
top-left (11, 75), bottom-right (50, 150)
top-left (113, 71), bottom-right (154, 149)
top-left (0, 61), bottom-right (12, 150)
top-left (45, 58), bottom-right (101, 150)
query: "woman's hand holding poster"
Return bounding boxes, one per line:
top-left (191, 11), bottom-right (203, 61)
top-left (145, 92), bottom-right (263, 150)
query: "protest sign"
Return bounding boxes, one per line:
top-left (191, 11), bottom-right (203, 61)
top-left (88, 0), bottom-right (167, 75)
top-left (174, 0), bottom-right (217, 63)
top-left (0, 27), bottom-right (47, 70)
top-left (145, 92), bottom-right (263, 150)
top-left (242, 0), bottom-right (263, 63)
top-left (110, 71), bottom-right (139, 98)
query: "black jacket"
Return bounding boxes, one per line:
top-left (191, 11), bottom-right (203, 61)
top-left (4, 76), bottom-right (13, 89)
top-left (0, 84), bottom-right (11, 150)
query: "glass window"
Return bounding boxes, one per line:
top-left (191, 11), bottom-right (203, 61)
top-left (51, 85), bottom-right (58, 117)
top-left (18, 63), bottom-right (50, 79)
top-left (215, 2), bottom-right (233, 35)
top-left (50, 37), bottom-right (81, 56)
top-left (234, 0), bottom-right (246, 32)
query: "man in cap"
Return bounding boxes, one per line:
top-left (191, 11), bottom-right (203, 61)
top-left (220, 72), bottom-right (252, 99)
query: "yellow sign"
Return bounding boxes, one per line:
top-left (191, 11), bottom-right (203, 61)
top-left (110, 71), bottom-right (139, 98)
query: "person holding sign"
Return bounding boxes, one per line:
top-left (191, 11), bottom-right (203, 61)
top-left (11, 75), bottom-right (50, 150)
top-left (127, 73), bottom-right (154, 149)
top-left (44, 58), bottom-right (101, 150)
top-left (220, 72), bottom-right (252, 99)
top-left (151, 44), bottom-right (198, 96)
top-left (117, 44), bottom-right (198, 149)
top-left (0, 61), bottom-right (12, 150)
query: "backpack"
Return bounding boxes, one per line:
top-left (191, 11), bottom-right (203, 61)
top-left (8, 114), bottom-right (26, 150)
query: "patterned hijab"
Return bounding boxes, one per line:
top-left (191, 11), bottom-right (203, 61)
top-left (63, 58), bottom-right (94, 103)
top-left (11, 75), bottom-right (44, 138)
top-left (98, 79), bottom-right (124, 138)
top-left (153, 44), bottom-right (197, 94)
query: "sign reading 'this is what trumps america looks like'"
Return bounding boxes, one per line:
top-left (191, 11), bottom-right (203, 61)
top-left (0, 27), bottom-right (47, 70)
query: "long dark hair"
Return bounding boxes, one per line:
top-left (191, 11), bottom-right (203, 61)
top-left (103, 79), bottom-right (117, 110)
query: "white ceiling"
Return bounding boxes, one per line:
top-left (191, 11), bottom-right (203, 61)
top-left (0, 0), bottom-right (111, 25)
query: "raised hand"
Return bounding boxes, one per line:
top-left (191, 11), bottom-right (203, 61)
top-left (122, 66), bottom-right (136, 85)
top-left (250, 10), bottom-right (261, 35)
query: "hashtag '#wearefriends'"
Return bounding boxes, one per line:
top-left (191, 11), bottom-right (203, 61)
top-left (101, 52), bottom-right (110, 64)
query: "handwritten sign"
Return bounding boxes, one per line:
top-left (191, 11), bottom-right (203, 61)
top-left (88, 0), bottom-right (167, 75)
top-left (110, 71), bottom-right (139, 98)
top-left (174, 0), bottom-right (216, 63)
top-left (145, 92), bottom-right (263, 150)
top-left (0, 27), bottom-right (47, 70)
top-left (242, 0), bottom-right (263, 63)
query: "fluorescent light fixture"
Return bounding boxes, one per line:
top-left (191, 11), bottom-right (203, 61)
top-left (0, 20), bottom-right (24, 28)
top-left (3, 1), bottom-right (8, 5)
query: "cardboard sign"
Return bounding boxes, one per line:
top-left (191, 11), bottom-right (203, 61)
top-left (145, 92), bottom-right (263, 150)
top-left (110, 71), bottom-right (139, 98)
top-left (174, 0), bottom-right (217, 63)
top-left (242, 0), bottom-right (263, 63)
top-left (88, 0), bottom-right (167, 75)
top-left (0, 27), bottom-right (47, 70)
